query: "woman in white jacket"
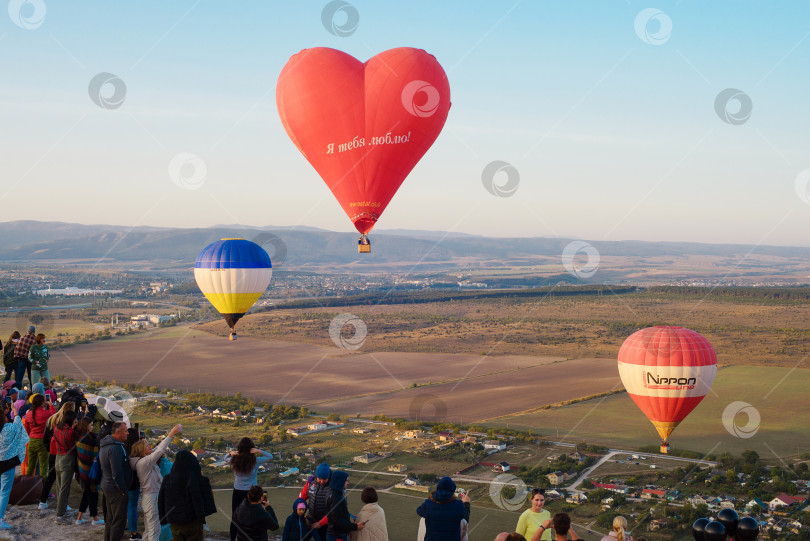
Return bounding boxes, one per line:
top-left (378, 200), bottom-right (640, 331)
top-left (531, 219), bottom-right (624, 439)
top-left (351, 487), bottom-right (389, 541)
top-left (129, 424), bottom-right (182, 541)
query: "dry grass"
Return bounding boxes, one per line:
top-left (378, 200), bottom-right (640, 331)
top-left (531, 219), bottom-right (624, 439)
top-left (197, 293), bottom-right (810, 366)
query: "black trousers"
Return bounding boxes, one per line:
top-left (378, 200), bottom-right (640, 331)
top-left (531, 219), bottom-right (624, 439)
top-left (230, 488), bottom-right (249, 541)
top-left (80, 486), bottom-right (99, 516)
top-left (103, 489), bottom-right (129, 541)
top-left (39, 454), bottom-right (56, 503)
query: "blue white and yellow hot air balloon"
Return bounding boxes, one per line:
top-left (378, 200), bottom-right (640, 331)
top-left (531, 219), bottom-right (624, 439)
top-left (194, 238), bottom-right (272, 340)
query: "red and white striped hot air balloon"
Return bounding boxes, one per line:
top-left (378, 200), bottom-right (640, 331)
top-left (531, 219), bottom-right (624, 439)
top-left (617, 326), bottom-right (717, 453)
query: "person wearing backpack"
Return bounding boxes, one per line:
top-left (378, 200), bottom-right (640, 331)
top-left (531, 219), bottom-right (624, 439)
top-left (129, 423), bottom-right (182, 541)
top-left (75, 416), bottom-right (104, 526)
top-left (23, 393), bottom-right (54, 477)
top-left (2, 332), bottom-right (19, 384)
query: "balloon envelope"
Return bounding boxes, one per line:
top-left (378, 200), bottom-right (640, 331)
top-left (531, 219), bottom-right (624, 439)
top-left (717, 508), bottom-right (739, 536)
top-left (618, 326), bottom-right (717, 442)
top-left (276, 47), bottom-right (451, 235)
top-left (703, 521), bottom-right (726, 541)
top-left (736, 517), bottom-right (760, 541)
top-left (692, 517), bottom-right (709, 541)
top-left (194, 239), bottom-right (272, 330)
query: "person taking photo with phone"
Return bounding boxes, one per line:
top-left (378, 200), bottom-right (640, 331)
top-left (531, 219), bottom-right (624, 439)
top-left (232, 484), bottom-right (279, 541)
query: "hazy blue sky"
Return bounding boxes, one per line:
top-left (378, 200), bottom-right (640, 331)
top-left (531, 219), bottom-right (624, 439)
top-left (2, 1), bottom-right (809, 245)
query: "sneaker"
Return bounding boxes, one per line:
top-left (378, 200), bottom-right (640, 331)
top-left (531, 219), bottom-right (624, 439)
top-left (75, 518), bottom-right (86, 525)
top-left (66, 506), bottom-right (73, 512)
top-left (54, 516), bottom-right (68, 525)
top-left (0, 520), bottom-right (11, 530)
top-left (92, 519), bottom-right (105, 526)
top-left (130, 533), bottom-right (142, 540)
top-left (37, 502), bottom-right (47, 510)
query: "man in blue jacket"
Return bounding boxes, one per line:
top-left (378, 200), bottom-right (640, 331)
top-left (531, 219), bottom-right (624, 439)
top-left (99, 422), bottom-right (132, 541)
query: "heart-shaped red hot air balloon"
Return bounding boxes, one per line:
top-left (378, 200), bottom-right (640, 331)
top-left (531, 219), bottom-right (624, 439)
top-left (276, 47), bottom-right (451, 252)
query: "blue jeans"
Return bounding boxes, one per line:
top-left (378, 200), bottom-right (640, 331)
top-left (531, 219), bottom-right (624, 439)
top-left (127, 488), bottom-right (140, 531)
top-left (0, 468), bottom-right (15, 520)
top-left (13, 359), bottom-right (30, 387)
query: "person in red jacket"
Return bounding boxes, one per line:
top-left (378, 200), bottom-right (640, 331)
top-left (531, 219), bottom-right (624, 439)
top-left (49, 404), bottom-right (77, 523)
top-left (23, 394), bottom-right (54, 477)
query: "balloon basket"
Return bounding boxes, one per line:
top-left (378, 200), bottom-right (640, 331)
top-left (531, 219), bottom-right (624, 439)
top-left (660, 441), bottom-right (670, 454)
top-left (358, 234), bottom-right (371, 253)
top-left (229, 332), bottom-right (238, 341)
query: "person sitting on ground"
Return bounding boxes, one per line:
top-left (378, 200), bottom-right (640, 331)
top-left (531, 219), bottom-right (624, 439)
top-left (282, 498), bottom-right (321, 541)
top-left (538, 513), bottom-right (579, 541)
top-left (352, 486), bottom-right (387, 541)
top-left (232, 484), bottom-right (279, 541)
top-left (416, 476), bottom-right (470, 541)
top-left (600, 516), bottom-right (631, 541)
top-left (130, 423), bottom-right (182, 541)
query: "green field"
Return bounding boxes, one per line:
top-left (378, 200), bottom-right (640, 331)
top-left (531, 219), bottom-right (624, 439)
top-left (0, 314), bottom-right (104, 341)
top-left (488, 365), bottom-right (810, 458)
top-left (208, 487), bottom-right (608, 541)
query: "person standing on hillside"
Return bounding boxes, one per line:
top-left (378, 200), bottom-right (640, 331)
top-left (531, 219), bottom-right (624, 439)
top-left (51, 406), bottom-right (78, 524)
top-left (129, 423), bottom-right (182, 541)
top-left (13, 326), bottom-right (36, 387)
top-left (158, 450), bottom-right (217, 539)
top-left (416, 476), bottom-right (470, 541)
top-left (29, 334), bottom-right (50, 384)
top-left (23, 393), bottom-right (54, 478)
top-left (351, 487), bottom-right (388, 541)
top-left (299, 463), bottom-right (332, 540)
top-left (2, 332), bottom-right (20, 384)
top-left (516, 489), bottom-right (551, 541)
top-left (75, 416), bottom-right (104, 526)
top-left (325, 470), bottom-right (365, 541)
top-left (229, 437), bottom-right (274, 541)
top-left (539, 513), bottom-right (580, 541)
top-left (232, 485), bottom-right (279, 541)
top-left (100, 421), bottom-right (133, 541)
top-left (0, 399), bottom-right (29, 530)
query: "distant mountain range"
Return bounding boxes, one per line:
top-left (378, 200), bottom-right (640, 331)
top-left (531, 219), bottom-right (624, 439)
top-left (1, 220), bottom-right (808, 278)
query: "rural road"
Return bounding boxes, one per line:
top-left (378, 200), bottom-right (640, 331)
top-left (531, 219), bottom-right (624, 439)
top-left (565, 448), bottom-right (718, 492)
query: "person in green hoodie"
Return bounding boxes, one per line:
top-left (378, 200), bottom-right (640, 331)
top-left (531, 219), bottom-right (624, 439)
top-left (28, 334), bottom-right (49, 385)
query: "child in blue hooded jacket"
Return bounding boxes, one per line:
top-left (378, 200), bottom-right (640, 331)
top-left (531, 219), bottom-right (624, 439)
top-left (281, 498), bottom-right (321, 541)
